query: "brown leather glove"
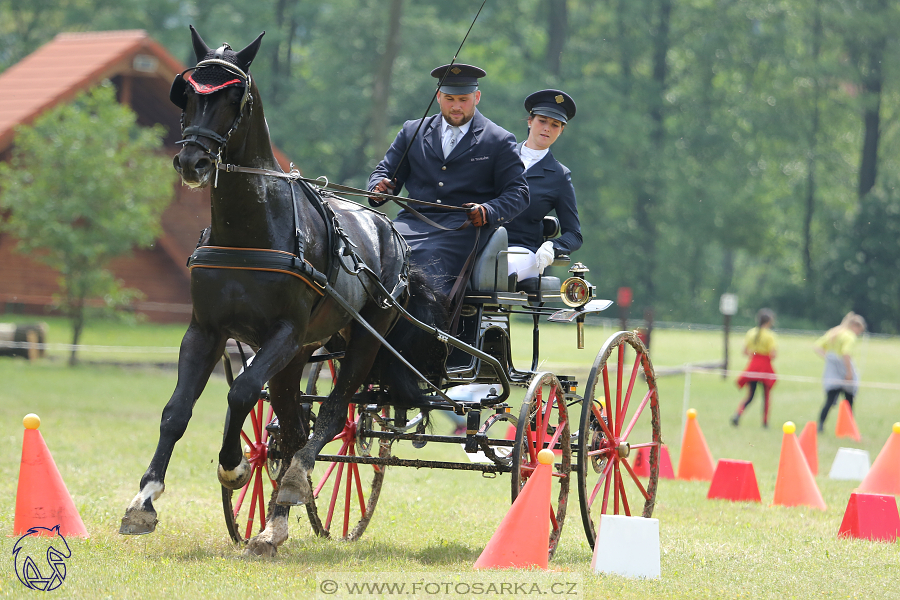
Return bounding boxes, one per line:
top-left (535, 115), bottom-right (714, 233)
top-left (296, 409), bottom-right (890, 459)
top-left (462, 203), bottom-right (488, 227)
top-left (368, 178), bottom-right (395, 206)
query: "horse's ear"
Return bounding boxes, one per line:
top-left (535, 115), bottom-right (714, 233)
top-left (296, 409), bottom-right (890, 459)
top-left (190, 25), bottom-right (211, 63)
top-left (236, 31), bottom-right (265, 72)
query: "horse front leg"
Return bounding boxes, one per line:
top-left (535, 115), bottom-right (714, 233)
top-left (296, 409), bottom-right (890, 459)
top-left (217, 320), bottom-right (303, 490)
top-left (120, 322), bottom-right (224, 535)
top-left (242, 348), bottom-right (315, 557)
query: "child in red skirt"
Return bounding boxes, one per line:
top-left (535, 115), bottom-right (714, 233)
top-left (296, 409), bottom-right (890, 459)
top-left (731, 308), bottom-right (777, 427)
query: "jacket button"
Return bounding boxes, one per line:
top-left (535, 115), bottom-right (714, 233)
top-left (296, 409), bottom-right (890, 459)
top-left (438, 182), bottom-right (444, 187)
top-left (441, 166), bottom-right (447, 171)
top-left (436, 199), bottom-right (442, 203)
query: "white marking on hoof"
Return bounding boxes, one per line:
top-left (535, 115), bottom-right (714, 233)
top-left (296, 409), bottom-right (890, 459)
top-left (218, 457), bottom-right (252, 490)
top-left (120, 482), bottom-right (164, 535)
top-left (127, 481), bottom-right (165, 510)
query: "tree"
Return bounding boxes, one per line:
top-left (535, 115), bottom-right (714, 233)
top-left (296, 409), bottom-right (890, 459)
top-left (0, 82), bottom-right (173, 364)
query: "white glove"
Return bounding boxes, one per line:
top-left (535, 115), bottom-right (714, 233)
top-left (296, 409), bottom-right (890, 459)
top-left (535, 241), bottom-right (556, 274)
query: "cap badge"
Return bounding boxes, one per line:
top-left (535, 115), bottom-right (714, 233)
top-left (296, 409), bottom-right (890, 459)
top-left (451, 67), bottom-right (462, 74)
top-left (555, 95), bottom-right (565, 104)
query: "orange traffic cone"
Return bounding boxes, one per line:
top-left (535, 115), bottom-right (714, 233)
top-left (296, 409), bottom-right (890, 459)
top-left (857, 423), bottom-right (900, 496)
top-left (631, 445), bottom-right (675, 479)
top-left (835, 399), bottom-right (861, 442)
top-left (14, 414), bottom-right (88, 537)
top-left (798, 421), bottom-right (819, 475)
top-left (677, 409), bottom-right (715, 481)
top-left (772, 422), bottom-right (826, 510)
top-left (474, 449), bottom-right (553, 569)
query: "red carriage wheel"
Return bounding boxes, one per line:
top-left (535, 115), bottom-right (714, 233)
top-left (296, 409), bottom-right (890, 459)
top-left (303, 356), bottom-right (389, 541)
top-left (510, 372), bottom-right (572, 560)
top-left (577, 330), bottom-right (660, 549)
top-left (222, 396), bottom-right (277, 544)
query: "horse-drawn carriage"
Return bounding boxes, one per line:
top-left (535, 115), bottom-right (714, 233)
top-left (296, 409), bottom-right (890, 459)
top-left (224, 228), bottom-right (662, 559)
top-left (119, 26), bottom-right (661, 559)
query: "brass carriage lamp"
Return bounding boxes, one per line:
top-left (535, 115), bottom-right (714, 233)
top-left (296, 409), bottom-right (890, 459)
top-left (560, 262), bottom-right (595, 349)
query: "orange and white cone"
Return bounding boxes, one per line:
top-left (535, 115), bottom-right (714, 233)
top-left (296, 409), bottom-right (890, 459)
top-left (857, 423), bottom-right (900, 496)
top-left (14, 414), bottom-right (88, 537)
top-left (772, 422), bottom-right (826, 511)
top-left (835, 399), bottom-right (861, 442)
top-left (474, 449), bottom-right (553, 569)
top-left (677, 409), bottom-right (715, 481)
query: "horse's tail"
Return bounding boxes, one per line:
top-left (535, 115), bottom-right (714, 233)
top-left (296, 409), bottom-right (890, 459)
top-left (369, 267), bottom-right (449, 409)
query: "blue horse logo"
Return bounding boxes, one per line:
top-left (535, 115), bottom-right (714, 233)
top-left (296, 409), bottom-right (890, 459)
top-left (12, 525), bottom-right (71, 591)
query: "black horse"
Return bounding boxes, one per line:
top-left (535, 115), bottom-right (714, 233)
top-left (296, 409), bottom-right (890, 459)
top-left (120, 26), bottom-right (444, 556)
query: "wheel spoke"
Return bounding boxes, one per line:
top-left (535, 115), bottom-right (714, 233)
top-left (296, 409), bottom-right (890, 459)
top-left (614, 464), bottom-right (620, 514)
top-left (343, 456), bottom-right (353, 538)
top-left (352, 463), bottom-right (366, 515)
top-left (616, 343), bottom-right (624, 435)
top-left (255, 464), bottom-right (266, 533)
top-left (589, 455), bottom-right (616, 506)
top-left (620, 454), bottom-right (651, 501)
top-left (314, 437), bottom-right (351, 497)
top-left (600, 466), bottom-right (612, 514)
top-left (591, 401), bottom-right (616, 442)
top-left (602, 365), bottom-right (613, 437)
top-left (617, 468), bottom-right (632, 516)
top-left (618, 352), bottom-right (642, 432)
top-left (324, 460), bottom-right (346, 533)
top-left (621, 389), bottom-right (653, 442)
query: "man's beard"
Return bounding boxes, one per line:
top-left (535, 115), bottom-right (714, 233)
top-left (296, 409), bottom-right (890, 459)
top-left (444, 111), bottom-right (473, 126)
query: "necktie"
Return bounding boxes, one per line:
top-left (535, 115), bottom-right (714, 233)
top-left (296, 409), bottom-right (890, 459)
top-left (443, 126), bottom-right (460, 158)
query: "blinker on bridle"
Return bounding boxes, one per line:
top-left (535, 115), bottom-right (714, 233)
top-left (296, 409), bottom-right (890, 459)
top-left (170, 56), bottom-right (254, 187)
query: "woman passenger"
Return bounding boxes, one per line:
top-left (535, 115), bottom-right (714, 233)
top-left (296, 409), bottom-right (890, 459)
top-left (504, 89), bottom-right (582, 283)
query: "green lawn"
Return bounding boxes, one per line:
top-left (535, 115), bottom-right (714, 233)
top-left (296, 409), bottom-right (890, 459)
top-left (0, 318), bottom-right (898, 599)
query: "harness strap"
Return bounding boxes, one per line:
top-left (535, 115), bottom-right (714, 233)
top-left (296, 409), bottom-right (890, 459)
top-left (448, 227), bottom-right (481, 334)
top-left (187, 246), bottom-right (326, 296)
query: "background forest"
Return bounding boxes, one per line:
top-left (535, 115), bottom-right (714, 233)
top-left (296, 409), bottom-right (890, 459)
top-left (2, 0), bottom-right (899, 331)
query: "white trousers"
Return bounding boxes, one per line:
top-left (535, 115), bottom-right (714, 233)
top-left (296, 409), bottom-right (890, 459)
top-left (507, 246), bottom-right (539, 281)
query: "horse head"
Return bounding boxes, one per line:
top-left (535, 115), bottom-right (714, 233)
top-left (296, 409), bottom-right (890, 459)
top-left (171, 25), bottom-right (265, 188)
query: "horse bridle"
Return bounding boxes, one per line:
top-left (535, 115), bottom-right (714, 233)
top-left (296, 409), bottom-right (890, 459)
top-left (172, 57), bottom-right (254, 186)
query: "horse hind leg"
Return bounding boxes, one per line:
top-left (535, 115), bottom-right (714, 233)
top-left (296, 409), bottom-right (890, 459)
top-left (277, 315), bottom-right (392, 507)
top-left (243, 503), bottom-right (290, 558)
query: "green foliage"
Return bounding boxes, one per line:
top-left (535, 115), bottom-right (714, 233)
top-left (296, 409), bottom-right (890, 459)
top-left (0, 82), bottom-right (173, 360)
top-left (2, 0), bottom-right (900, 330)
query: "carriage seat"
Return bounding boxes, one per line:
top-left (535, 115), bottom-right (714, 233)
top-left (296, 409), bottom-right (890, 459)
top-left (469, 221), bottom-right (569, 296)
top-left (470, 227), bottom-right (510, 293)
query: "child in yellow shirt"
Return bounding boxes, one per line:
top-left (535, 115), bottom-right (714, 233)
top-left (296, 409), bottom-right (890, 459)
top-left (731, 309), bottom-right (777, 428)
top-left (814, 312), bottom-right (866, 432)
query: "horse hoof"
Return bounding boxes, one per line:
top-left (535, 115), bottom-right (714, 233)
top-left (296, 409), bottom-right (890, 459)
top-left (243, 539), bottom-right (278, 558)
top-left (119, 508), bottom-right (158, 535)
top-left (218, 457), bottom-right (253, 490)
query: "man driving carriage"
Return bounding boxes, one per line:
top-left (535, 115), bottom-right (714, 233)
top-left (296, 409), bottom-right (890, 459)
top-left (368, 64), bottom-right (529, 299)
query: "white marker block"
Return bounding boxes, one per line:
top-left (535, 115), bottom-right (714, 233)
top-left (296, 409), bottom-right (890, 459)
top-left (591, 515), bottom-right (660, 579)
top-left (828, 448), bottom-right (870, 481)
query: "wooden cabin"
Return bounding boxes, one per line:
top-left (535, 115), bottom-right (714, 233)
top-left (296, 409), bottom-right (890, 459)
top-left (0, 30), bottom-right (290, 323)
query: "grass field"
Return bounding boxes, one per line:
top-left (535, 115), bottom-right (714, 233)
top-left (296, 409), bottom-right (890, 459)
top-left (0, 317), bottom-right (898, 599)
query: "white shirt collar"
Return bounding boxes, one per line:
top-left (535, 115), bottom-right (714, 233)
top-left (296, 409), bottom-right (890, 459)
top-left (441, 116), bottom-right (471, 138)
top-left (519, 143), bottom-right (549, 170)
